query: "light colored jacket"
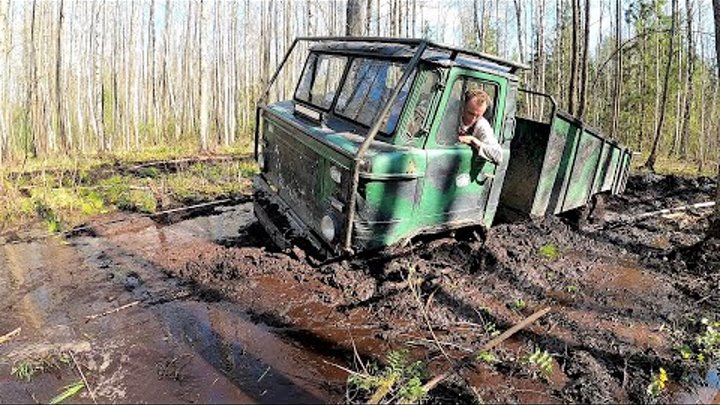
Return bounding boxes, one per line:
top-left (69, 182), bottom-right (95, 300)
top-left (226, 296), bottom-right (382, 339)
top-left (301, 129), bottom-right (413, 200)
top-left (460, 117), bottom-right (503, 164)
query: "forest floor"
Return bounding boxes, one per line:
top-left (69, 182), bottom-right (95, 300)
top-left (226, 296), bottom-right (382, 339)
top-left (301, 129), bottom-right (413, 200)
top-left (0, 160), bottom-right (719, 404)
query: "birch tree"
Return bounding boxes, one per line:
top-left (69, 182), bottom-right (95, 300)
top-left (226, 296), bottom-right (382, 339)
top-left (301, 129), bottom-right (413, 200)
top-left (710, 0), bottom-right (720, 238)
top-left (644, 0), bottom-right (677, 172)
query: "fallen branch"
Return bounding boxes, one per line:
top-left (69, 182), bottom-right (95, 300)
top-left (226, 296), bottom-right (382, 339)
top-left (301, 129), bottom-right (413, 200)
top-left (126, 155), bottom-right (245, 172)
top-left (148, 198), bottom-right (238, 217)
top-left (84, 301), bottom-right (140, 322)
top-left (69, 351), bottom-right (97, 404)
top-left (603, 201), bottom-right (716, 230)
top-left (632, 201), bottom-right (716, 221)
top-left (0, 327), bottom-right (21, 345)
top-left (421, 306), bottom-right (552, 393)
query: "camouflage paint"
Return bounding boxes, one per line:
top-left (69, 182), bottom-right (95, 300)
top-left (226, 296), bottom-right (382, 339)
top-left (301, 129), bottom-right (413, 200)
top-left (255, 56), bottom-right (631, 255)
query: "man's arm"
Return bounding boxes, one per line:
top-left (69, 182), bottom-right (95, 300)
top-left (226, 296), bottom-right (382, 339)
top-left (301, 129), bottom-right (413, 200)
top-left (458, 119), bottom-right (502, 164)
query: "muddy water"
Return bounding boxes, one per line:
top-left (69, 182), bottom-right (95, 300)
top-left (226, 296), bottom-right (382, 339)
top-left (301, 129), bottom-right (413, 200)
top-left (673, 367), bottom-right (720, 404)
top-left (0, 204), bottom-right (351, 403)
top-left (2, 174), bottom-right (718, 404)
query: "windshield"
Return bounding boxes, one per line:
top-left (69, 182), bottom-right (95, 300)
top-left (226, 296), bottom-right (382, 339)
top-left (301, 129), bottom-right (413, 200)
top-left (335, 58), bottom-right (415, 134)
top-left (295, 53), bottom-right (347, 110)
top-left (294, 52), bottom-right (415, 136)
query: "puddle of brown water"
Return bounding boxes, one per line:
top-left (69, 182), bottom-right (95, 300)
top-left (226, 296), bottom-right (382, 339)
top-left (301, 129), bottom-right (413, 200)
top-left (673, 367), bottom-right (720, 404)
top-left (155, 301), bottom-right (343, 403)
top-left (0, 204), bottom-right (350, 403)
top-left (587, 263), bottom-right (655, 292)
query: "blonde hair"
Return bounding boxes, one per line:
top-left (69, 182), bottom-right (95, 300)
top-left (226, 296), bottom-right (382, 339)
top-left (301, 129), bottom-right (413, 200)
top-left (465, 88), bottom-right (492, 109)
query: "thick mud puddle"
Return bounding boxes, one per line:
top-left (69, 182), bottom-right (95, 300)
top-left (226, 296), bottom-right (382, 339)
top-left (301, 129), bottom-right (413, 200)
top-left (1, 174), bottom-right (719, 404)
top-left (0, 204), bottom-right (349, 403)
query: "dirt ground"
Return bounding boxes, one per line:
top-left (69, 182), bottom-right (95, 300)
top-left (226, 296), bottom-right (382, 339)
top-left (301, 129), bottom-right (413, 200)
top-left (0, 173), bottom-right (718, 404)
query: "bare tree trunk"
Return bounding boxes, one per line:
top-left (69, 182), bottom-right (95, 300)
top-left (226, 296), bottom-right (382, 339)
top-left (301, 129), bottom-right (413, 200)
top-left (577, 0), bottom-right (590, 118)
top-left (55, 0), bottom-right (65, 152)
top-left (710, 0), bottom-right (720, 238)
top-left (474, 0), bottom-right (486, 51)
top-left (568, 0), bottom-right (579, 115)
top-left (670, 22), bottom-right (684, 157)
top-left (610, 0), bottom-right (622, 139)
top-left (679, 0), bottom-right (694, 161)
top-left (0, 0), bottom-right (10, 162)
top-left (25, 0), bottom-right (38, 159)
top-left (199, 0), bottom-right (209, 151)
top-left (537, 0), bottom-right (546, 114)
top-left (698, 3), bottom-right (706, 173)
top-left (512, 0), bottom-right (525, 63)
top-left (644, 0), bottom-right (677, 172)
top-left (555, 0), bottom-right (563, 106)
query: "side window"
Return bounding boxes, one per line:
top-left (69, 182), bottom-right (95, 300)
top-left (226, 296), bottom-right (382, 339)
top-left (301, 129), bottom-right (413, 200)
top-left (436, 77), bottom-right (498, 146)
top-left (402, 70), bottom-right (440, 143)
top-left (295, 53), bottom-right (347, 110)
top-left (398, 70), bottom-right (440, 145)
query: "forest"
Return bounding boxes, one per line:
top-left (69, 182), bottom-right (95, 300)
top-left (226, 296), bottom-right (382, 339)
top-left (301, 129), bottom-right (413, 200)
top-left (0, 0), bottom-right (718, 173)
top-left (0, 1), bottom-right (720, 404)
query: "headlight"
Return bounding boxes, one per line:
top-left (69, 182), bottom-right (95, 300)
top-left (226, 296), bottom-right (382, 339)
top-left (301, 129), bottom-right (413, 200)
top-left (329, 166), bottom-right (342, 183)
top-left (321, 215), bottom-right (336, 241)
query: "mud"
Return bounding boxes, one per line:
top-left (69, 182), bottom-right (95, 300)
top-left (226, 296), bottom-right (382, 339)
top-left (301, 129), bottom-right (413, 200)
top-left (0, 174), bottom-right (718, 404)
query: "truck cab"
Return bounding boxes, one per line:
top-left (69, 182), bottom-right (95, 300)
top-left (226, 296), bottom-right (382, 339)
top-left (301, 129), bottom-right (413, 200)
top-left (254, 38), bottom-right (630, 257)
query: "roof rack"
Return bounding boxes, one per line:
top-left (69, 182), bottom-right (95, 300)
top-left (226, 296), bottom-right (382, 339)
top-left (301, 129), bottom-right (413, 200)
top-left (296, 36), bottom-right (530, 74)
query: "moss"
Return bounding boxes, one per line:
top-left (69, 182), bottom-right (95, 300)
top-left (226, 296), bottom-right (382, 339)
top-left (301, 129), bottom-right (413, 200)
top-left (538, 243), bottom-right (561, 261)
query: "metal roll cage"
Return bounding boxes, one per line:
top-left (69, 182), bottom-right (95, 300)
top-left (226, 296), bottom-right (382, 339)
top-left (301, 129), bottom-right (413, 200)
top-left (255, 36), bottom-right (528, 254)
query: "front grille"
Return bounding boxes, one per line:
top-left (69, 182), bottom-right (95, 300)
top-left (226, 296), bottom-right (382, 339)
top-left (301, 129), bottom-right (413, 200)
top-left (262, 114), bottom-right (348, 242)
top-left (269, 130), bottom-right (321, 206)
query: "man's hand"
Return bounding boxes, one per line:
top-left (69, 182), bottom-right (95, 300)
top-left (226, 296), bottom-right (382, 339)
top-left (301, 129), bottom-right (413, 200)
top-left (458, 135), bottom-right (478, 147)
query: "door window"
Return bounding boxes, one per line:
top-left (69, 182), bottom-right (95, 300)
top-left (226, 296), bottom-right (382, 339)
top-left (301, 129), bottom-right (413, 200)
top-left (436, 78), bottom-right (498, 146)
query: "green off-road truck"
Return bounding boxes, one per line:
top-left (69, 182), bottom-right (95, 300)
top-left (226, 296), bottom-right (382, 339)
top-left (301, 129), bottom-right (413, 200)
top-left (253, 37), bottom-right (632, 257)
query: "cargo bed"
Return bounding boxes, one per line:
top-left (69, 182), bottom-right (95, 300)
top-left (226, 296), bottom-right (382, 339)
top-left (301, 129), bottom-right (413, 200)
top-left (499, 91), bottom-right (632, 219)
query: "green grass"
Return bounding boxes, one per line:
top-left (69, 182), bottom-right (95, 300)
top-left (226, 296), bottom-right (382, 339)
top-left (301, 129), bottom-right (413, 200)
top-left (11, 352), bottom-right (71, 382)
top-left (0, 144), bottom-right (256, 235)
top-left (630, 152), bottom-right (718, 177)
top-left (50, 381), bottom-right (85, 404)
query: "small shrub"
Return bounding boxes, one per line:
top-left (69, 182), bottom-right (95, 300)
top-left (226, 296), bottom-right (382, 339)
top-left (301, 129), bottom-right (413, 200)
top-left (508, 298), bottom-right (527, 311)
top-left (564, 285), bottom-right (579, 294)
top-left (347, 349), bottom-right (428, 404)
top-left (11, 352), bottom-right (71, 382)
top-left (538, 244), bottom-right (561, 260)
top-left (137, 167), bottom-right (161, 179)
top-left (523, 348), bottom-right (553, 378)
top-left (697, 318), bottom-right (720, 359)
top-left (484, 322), bottom-right (501, 338)
top-left (476, 351), bottom-right (498, 364)
top-left (678, 318), bottom-right (720, 365)
top-left (646, 367), bottom-right (668, 398)
top-left (11, 361), bottom-right (36, 381)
